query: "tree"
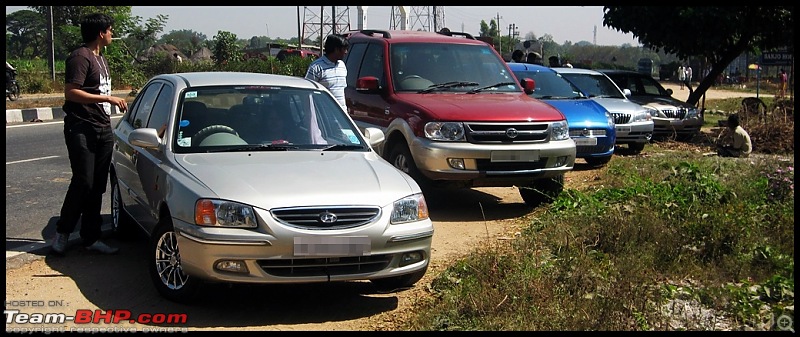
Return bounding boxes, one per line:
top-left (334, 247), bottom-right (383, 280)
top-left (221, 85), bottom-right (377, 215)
top-left (603, 6), bottom-right (793, 106)
top-left (212, 31), bottom-right (243, 66)
top-left (5, 10), bottom-right (47, 58)
top-left (159, 29), bottom-right (207, 56)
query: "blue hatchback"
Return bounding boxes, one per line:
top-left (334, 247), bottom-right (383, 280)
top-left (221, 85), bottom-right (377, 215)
top-left (508, 62), bottom-right (616, 166)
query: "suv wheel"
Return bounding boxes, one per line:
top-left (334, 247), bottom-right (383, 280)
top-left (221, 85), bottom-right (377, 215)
top-left (388, 142), bottom-right (431, 188)
top-left (149, 220), bottom-right (202, 303)
top-left (585, 155), bottom-right (612, 167)
top-left (370, 265), bottom-right (427, 292)
top-left (519, 174), bottom-right (564, 207)
top-left (628, 142), bottom-right (645, 153)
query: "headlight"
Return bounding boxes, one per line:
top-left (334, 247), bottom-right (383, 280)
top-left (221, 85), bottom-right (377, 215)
top-left (195, 199), bottom-right (258, 228)
top-left (390, 193), bottom-right (429, 224)
top-left (424, 122), bottom-right (465, 141)
top-left (644, 106), bottom-right (662, 118)
top-left (550, 120), bottom-right (570, 141)
top-left (631, 109), bottom-right (652, 122)
top-left (605, 111), bottom-right (615, 127)
top-left (686, 107), bottom-right (699, 118)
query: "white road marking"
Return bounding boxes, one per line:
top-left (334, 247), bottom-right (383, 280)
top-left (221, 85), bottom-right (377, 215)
top-left (6, 156), bottom-right (60, 165)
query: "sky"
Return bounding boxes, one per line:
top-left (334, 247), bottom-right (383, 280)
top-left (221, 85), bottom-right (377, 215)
top-left (6, 6), bottom-right (641, 47)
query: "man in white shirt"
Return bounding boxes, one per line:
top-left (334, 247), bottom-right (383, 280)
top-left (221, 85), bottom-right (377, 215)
top-left (305, 34), bottom-right (349, 109)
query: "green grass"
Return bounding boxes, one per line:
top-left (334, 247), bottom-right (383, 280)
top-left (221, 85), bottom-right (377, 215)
top-left (403, 147), bottom-right (794, 331)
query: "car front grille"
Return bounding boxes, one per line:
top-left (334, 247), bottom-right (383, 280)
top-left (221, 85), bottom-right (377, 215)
top-left (661, 108), bottom-right (687, 119)
top-left (271, 206), bottom-right (381, 230)
top-left (258, 254), bottom-right (392, 277)
top-left (611, 113), bottom-right (631, 124)
top-left (475, 159), bottom-right (548, 172)
top-left (577, 145), bottom-right (608, 156)
top-left (465, 122), bottom-right (551, 143)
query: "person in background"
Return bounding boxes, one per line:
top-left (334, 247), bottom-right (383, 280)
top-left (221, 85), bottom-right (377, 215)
top-left (563, 60), bottom-right (573, 68)
top-left (716, 114), bottom-right (752, 158)
top-left (525, 52), bottom-right (542, 65)
top-left (52, 13), bottom-right (128, 255)
top-left (677, 65), bottom-right (685, 90)
top-left (778, 68), bottom-right (787, 98)
top-left (685, 65), bottom-right (693, 95)
top-left (547, 55), bottom-right (560, 67)
top-left (512, 50), bottom-right (525, 63)
top-left (305, 34), bottom-right (349, 109)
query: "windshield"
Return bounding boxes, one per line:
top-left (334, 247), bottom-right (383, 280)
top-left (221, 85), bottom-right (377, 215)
top-left (390, 43), bottom-right (520, 93)
top-left (173, 86), bottom-right (366, 153)
top-left (560, 73), bottom-right (625, 99)
top-left (511, 70), bottom-right (586, 100)
top-left (606, 73), bottom-right (670, 97)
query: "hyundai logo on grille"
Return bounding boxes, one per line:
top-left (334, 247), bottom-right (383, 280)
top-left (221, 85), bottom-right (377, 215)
top-left (581, 128), bottom-right (590, 136)
top-left (505, 128), bottom-right (519, 139)
top-left (319, 211), bottom-right (338, 223)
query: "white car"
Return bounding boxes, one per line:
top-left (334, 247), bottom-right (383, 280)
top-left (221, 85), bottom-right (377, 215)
top-left (110, 72), bottom-right (433, 303)
top-left (553, 67), bottom-right (654, 153)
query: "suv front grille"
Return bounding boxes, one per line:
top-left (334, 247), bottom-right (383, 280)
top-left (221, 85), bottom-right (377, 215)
top-left (258, 255), bottom-right (392, 277)
top-left (611, 113), bottom-right (631, 124)
top-left (465, 122), bottom-right (550, 143)
top-left (661, 108), bottom-right (687, 119)
top-left (271, 206), bottom-right (381, 230)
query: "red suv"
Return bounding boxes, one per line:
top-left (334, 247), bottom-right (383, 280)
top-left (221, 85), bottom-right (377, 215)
top-left (343, 29), bottom-right (576, 206)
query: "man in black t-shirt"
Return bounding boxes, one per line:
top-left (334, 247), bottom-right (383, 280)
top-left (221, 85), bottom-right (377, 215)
top-left (52, 13), bottom-right (128, 255)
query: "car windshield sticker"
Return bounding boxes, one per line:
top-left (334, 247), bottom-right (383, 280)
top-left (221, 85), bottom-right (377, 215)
top-left (185, 91), bottom-right (198, 98)
top-left (342, 129), bottom-right (359, 144)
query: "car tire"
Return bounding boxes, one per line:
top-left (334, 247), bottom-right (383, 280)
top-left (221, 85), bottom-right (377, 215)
top-left (370, 265), bottom-right (428, 292)
top-left (585, 155), bottom-right (612, 167)
top-left (110, 176), bottom-right (138, 240)
top-left (519, 174), bottom-right (564, 207)
top-left (628, 142), bottom-right (645, 153)
top-left (387, 142), bottom-right (431, 189)
top-left (149, 220), bottom-right (202, 303)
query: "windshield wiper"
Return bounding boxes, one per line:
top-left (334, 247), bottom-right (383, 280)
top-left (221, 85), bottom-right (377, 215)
top-left (320, 144), bottom-right (366, 151)
top-left (205, 143), bottom-right (299, 152)
top-left (467, 82), bottom-right (516, 94)
top-left (418, 81), bottom-right (479, 93)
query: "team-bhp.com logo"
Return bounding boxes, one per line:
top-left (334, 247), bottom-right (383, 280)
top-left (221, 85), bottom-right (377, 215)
top-left (5, 309), bottom-right (188, 333)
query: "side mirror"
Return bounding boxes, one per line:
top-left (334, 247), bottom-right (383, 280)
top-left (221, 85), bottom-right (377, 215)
top-left (362, 127), bottom-right (385, 147)
top-left (356, 76), bottom-right (381, 93)
top-left (623, 88), bottom-right (632, 98)
top-left (666, 88), bottom-right (674, 96)
top-left (521, 78), bottom-right (536, 94)
top-left (128, 128), bottom-right (161, 149)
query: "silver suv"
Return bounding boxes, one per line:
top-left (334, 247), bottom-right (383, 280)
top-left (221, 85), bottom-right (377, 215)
top-left (343, 29), bottom-right (576, 206)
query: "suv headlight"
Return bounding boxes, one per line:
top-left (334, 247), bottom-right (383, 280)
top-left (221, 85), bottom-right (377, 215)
top-left (605, 111), bottom-right (615, 127)
top-left (644, 106), bottom-right (662, 118)
top-left (390, 193), bottom-right (429, 224)
top-left (195, 199), bottom-right (258, 228)
top-left (631, 109), bottom-right (652, 122)
top-left (550, 120), bottom-right (570, 141)
top-left (686, 107), bottom-right (699, 118)
top-left (425, 122), bottom-right (465, 141)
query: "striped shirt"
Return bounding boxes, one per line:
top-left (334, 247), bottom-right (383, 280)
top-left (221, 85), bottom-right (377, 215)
top-left (305, 55), bottom-right (347, 108)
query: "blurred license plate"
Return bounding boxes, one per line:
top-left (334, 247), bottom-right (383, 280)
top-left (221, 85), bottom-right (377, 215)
top-left (491, 151), bottom-right (539, 162)
top-left (294, 236), bottom-right (371, 256)
top-left (574, 138), bottom-right (598, 146)
top-left (615, 126), bottom-right (631, 133)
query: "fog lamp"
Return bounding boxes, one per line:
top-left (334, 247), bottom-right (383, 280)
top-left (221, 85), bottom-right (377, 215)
top-left (214, 260), bottom-right (249, 274)
top-left (554, 156), bottom-right (569, 167)
top-left (447, 158), bottom-right (465, 170)
top-left (400, 251), bottom-right (424, 267)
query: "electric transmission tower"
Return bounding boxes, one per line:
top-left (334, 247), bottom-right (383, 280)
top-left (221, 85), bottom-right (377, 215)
top-left (390, 6), bottom-right (445, 31)
top-left (302, 6), bottom-right (352, 49)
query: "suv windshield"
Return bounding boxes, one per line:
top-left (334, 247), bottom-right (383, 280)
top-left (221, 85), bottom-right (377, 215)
top-left (390, 43), bottom-right (519, 93)
top-left (560, 73), bottom-right (625, 99)
top-left (511, 70), bottom-right (586, 100)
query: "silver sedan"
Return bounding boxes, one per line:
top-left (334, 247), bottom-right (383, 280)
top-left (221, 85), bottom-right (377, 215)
top-left (111, 72), bottom-right (433, 303)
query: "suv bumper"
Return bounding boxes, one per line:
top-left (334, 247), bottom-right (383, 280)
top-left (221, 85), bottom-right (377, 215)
top-left (409, 137), bottom-right (576, 186)
top-left (614, 121), bottom-right (654, 144)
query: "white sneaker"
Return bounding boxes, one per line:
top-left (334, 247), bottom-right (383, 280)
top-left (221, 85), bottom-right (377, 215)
top-left (85, 240), bottom-right (119, 255)
top-left (51, 233), bottom-right (69, 255)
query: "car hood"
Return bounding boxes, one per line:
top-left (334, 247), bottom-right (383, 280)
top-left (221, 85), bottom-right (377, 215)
top-left (541, 99), bottom-right (610, 128)
top-left (396, 93), bottom-right (566, 122)
top-left (629, 95), bottom-right (695, 110)
top-left (175, 151), bottom-right (417, 209)
top-left (591, 97), bottom-right (646, 115)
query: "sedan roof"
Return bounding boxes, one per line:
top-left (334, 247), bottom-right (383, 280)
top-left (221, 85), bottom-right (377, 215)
top-left (152, 72), bottom-right (325, 90)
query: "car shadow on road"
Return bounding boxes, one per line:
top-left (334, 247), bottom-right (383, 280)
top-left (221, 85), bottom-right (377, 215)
top-left (422, 186), bottom-right (534, 222)
top-left (37, 234), bottom-right (406, 328)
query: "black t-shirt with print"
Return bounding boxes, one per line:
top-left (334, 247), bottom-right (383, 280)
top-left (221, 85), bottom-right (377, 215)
top-left (62, 45), bottom-right (112, 128)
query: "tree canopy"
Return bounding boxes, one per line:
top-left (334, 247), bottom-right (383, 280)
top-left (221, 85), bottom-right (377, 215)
top-left (603, 6), bottom-right (793, 105)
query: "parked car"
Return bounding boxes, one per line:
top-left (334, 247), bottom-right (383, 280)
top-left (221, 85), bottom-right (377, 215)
top-left (110, 72), bottom-right (433, 303)
top-left (552, 67), bottom-right (654, 153)
top-left (599, 69), bottom-right (703, 140)
top-left (508, 63), bottom-right (616, 166)
top-left (342, 29), bottom-right (576, 206)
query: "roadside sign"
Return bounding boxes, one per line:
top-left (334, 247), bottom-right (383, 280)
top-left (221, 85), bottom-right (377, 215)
top-left (760, 51), bottom-right (792, 66)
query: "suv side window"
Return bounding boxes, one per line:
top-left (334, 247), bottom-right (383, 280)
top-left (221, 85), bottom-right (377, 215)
top-left (359, 43), bottom-right (385, 87)
top-left (344, 42), bottom-right (367, 87)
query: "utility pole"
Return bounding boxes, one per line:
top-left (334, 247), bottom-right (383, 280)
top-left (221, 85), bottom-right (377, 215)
top-left (47, 6), bottom-right (55, 81)
top-left (496, 13), bottom-right (502, 53)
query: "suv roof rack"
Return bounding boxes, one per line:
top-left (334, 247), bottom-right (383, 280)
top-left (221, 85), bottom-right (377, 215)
top-left (360, 29), bottom-right (392, 38)
top-left (437, 30), bottom-right (475, 40)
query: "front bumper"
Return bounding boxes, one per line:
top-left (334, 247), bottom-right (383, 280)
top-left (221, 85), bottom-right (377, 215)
top-left (614, 121), bottom-right (654, 144)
